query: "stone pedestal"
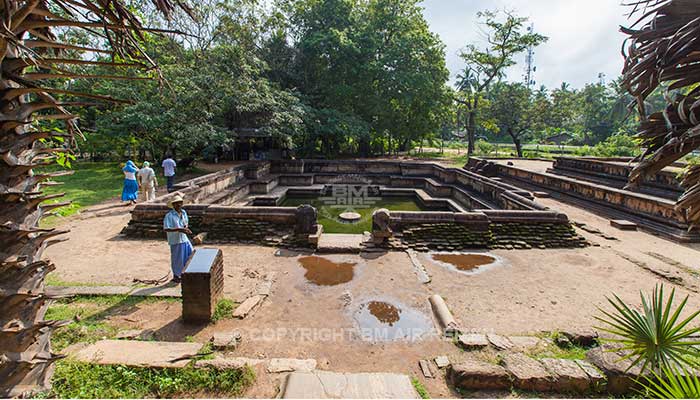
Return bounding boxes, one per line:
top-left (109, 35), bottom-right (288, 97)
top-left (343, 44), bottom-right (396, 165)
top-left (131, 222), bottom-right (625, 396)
top-left (182, 248), bottom-right (224, 323)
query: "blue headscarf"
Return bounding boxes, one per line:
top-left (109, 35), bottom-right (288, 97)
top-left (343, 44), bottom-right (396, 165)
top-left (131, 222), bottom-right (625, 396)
top-left (123, 160), bottom-right (138, 173)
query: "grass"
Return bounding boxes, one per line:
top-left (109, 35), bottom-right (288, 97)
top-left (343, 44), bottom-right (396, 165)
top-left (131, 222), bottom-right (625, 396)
top-left (49, 362), bottom-right (255, 398)
top-left (45, 295), bottom-right (180, 351)
top-left (281, 196), bottom-right (426, 234)
top-left (212, 299), bottom-right (236, 323)
top-left (525, 332), bottom-right (589, 361)
top-left (37, 161), bottom-right (209, 227)
top-left (45, 273), bottom-right (115, 287)
top-left (411, 377), bottom-right (430, 399)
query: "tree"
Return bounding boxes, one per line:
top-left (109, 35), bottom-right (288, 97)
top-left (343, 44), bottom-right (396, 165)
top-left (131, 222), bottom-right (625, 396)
top-left (0, 1), bottom-right (189, 395)
top-left (455, 10), bottom-right (547, 155)
top-left (621, 0), bottom-right (700, 227)
top-left (484, 82), bottom-right (534, 157)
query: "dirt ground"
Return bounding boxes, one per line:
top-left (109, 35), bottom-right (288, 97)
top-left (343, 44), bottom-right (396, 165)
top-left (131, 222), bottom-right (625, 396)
top-left (43, 191), bottom-right (700, 398)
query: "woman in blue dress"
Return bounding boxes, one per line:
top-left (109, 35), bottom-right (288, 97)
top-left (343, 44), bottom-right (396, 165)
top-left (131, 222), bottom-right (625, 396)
top-left (121, 160), bottom-right (139, 204)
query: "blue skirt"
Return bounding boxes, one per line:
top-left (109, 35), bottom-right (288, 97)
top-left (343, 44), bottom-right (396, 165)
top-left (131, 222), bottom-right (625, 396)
top-left (121, 179), bottom-right (139, 201)
top-left (170, 241), bottom-right (194, 277)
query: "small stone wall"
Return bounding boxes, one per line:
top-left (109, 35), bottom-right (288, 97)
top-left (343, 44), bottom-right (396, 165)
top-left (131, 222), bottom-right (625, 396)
top-left (376, 210), bottom-right (587, 250)
top-left (467, 157), bottom-right (699, 242)
top-left (550, 157), bottom-right (682, 198)
top-left (122, 204), bottom-right (311, 248)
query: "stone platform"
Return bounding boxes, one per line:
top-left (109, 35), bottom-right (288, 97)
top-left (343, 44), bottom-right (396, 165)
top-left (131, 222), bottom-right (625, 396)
top-left (280, 371), bottom-right (417, 399)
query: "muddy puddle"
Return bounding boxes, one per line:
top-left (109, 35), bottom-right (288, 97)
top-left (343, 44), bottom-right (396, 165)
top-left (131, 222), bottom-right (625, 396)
top-left (430, 252), bottom-right (501, 275)
top-left (298, 256), bottom-right (356, 286)
top-left (354, 300), bottom-right (433, 341)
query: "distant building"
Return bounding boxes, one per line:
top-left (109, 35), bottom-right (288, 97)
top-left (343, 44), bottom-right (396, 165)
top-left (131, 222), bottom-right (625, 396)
top-left (544, 132), bottom-right (574, 145)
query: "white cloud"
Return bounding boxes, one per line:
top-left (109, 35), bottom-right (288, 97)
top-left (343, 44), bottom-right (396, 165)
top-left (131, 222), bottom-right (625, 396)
top-left (421, 0), bottom-right (630, 89)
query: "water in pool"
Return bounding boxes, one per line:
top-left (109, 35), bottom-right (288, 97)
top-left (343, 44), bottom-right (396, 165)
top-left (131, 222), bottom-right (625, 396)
top-left (282, 196), bottom-right (427, 234)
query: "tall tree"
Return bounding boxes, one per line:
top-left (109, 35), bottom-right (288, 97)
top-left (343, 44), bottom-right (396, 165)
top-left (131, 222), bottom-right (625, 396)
top-left (484, 82), bottom-right (534, 157)
top-left (455, 10), bottom-right (547, 155)
top-left (0, 1), bottom-right (189, 395)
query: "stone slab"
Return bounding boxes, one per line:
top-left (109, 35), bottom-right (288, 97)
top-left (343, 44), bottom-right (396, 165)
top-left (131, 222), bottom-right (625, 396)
top-left (233, 295), bottom-right (264, 318)
top-left (610, 219), bottom-right (638, 231)
top-left (574, 360), bottom-right (606, 391)
top-left (317, 234), bottom-right (364, 254)
top-left (281, 371), bottom-right (418, 399)
top-left (508, 336), bottom-right (543, 350)
top-left (457, 334), bottom-right (489, 350)
top-left (487, 333), bottom-right (514, 350)
top-left (130, 286), bottom-right (182, 298)
top-left (210, 332), bottom-right (241, 350)
top-left (419, 359), bottom-right (434, 378)
top-left (66, 340), bottom-right (203, 368)
top-left (434, 355), bottom-right (450, 369)
top-left (587, 345), bottom-right (645, 394)
top-left (540, 358), bottom-right (590, 393)
top-left (448, 360), bottom-right (511, 390)
top-left (533, 191), bottom-right (551, 198)
top-left (196, 356), bottom-right (265, 369)
top-left (502, 353), bottom-right (555, 392)
top-left (267, 358), bottom-right (317, 373)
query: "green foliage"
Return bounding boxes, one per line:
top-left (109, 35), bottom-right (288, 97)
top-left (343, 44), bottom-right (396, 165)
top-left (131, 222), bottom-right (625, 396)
top-left (212, 299), bottom-right (236, 323)
top-left (50, 362), bottom-right (255, 398)
top-left (595, 284), bottom-right (700, 372)
top-left (641, 365), bottom-right (700, 399)
top-left (475, 140), bottom-right (495, 156)
top-left (411, 377), bottom-right (430, 399)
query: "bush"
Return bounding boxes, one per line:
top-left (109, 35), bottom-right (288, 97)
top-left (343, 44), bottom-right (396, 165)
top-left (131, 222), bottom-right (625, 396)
top-left (475, 140), bottom-right (495, 156)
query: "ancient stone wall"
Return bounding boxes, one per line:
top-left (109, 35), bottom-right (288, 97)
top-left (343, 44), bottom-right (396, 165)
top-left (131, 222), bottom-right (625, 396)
top-left (380, 210), bottom-right (587, 250)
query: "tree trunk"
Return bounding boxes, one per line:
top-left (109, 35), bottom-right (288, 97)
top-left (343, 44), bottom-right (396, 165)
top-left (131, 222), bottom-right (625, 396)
top-left (466, 99), bottom-right (479, 156)
top-left (0, 43), bottom-right (69, 398)
top-left (508, 128), bottom-right (524, 157)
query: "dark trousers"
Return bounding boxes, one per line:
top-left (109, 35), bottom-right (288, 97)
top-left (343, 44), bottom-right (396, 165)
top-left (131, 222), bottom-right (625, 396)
top-left (166, 175), bottom-right (175, 192)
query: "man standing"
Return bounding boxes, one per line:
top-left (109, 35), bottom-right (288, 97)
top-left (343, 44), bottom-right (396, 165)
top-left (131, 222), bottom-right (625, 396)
top-left (163, 195), bottom-right (193, 284)
top-left (137, 161), bottom-right (158, 201)
top-left (162, 155), bottom-right (176, 193)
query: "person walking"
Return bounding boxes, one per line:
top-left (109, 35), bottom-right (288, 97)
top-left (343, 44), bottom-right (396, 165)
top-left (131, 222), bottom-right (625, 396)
top-left (121, 160), bottom-right (139, 204)
top-left (162, 155), bottom-right (176, 193)
top-left (163, 195), bottom-right (193, 284)
top-left (137, 161), bottom-right (158, 201)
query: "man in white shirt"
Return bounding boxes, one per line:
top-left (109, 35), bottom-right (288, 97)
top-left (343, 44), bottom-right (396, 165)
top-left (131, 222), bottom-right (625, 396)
top-left (162, 156), bottom-right (176, 193)
top-left (137, 161), bottom-right (158, 201)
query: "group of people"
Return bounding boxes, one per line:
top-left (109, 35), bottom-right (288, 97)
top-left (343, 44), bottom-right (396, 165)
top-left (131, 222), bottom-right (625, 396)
top-left (121, 156), bottom-right (178, 204)
top-left (122, 157), bottom-right (191, 284)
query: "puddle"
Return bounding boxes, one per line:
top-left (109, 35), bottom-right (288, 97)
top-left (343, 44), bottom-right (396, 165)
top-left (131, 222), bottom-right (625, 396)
top-left (298, 256), bottom-right (356, 286)
top-left (430, 252), bottom-right (501, 275)
top-left (354, 300), bottom-right (433, 341)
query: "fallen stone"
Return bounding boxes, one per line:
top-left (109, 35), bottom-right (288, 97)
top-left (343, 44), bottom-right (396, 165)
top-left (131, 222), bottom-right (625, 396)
top-left (448, 360), bottom-right (511, 390)
top-left (233, 295), bottom-right (264, 318)
top-left (554, 335), bottom-right (572, 348)
top-left (429, 295), bottom-right (459, 335)
top-left (209, 332), bottom-right (241, 351)
top-left (407, 250), bottom-right (431, 284)
top-left (196, 356), bottom-right (265, 369)
top-left (574, 360), bottom-right (606, 391)
top-left (540, 358), bottom-right (590, 393)
top-left (502, 353), bottom-right (555, 392)
top-left (610, 220), bottom-right (637, 231)
top-left (281, 371), bottom-right (418, 398)
top-left (419, 360), bottom-right (434, 378)
top-left (256, 273), bottom-right (276, 296)
top-left (434, 356), bottom-right (450, 369)
top-left (561, 329), bottom-right (599, 347)
top-left (587, 344), bottom-right (645, 394)
top-left (508, 336), bottom-right (543, 350)
top-left (533, 191), bottom-right (550, 198)
top-left (267, 358), bottom-right (317, 373)
top-left (457, 334), bottom-right (489, 350)
top-left (487, 333), bottom-right (514, 350)
top-left (65, 340), bottom-right (203, 368)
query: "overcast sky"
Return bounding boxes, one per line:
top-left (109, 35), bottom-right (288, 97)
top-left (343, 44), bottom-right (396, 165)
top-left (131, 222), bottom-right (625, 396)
top-left (421, 0), bottom-right (630, 89)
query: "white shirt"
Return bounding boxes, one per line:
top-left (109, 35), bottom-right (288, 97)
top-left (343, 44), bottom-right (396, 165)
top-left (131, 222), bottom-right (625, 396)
top-left (162, 158), bottom-right (176, 177)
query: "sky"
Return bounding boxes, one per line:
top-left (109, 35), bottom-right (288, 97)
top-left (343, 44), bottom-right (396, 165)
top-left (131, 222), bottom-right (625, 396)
top-left (421, 0), bottom-right (630, 89)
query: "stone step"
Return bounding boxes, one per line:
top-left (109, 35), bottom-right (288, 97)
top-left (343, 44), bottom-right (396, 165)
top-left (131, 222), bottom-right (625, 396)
top-left (317, 234), bottom-right (364, 254)
top-left (280, 371), bottom-right (418, 399)
top-left (64, 340), bottom-right (204, 368)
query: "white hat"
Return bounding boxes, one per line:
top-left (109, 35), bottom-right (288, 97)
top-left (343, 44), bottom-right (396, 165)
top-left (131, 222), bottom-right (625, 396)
top-left (167, 194), bottom-right (185, 208)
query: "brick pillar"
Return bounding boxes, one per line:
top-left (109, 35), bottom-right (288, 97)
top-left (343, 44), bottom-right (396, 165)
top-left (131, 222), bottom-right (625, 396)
top-left (181, 248), bottom-right (224, 323)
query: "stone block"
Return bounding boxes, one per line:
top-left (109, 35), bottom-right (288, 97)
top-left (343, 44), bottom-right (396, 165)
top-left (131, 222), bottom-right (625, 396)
top-left (508, 336), bottom-right (543, 350)
top-left (182, 248), bottom-right (224, 323)
top-left (487, 334), bottom-right (514, 350)
top-left (540, 358), bottom-right (590, 393)
top-left (610, 219), bottom-right (638, 231)
top-left (448, 360), bottom-right (511, 390)
top-left (502, 353), bottom-right (555, 392)
top-left (457, 334), bottom-right (489, 350)
top-left (586, 344), bottom-right (645, 394)
top-left (210, 332), bottom-right (241, 351)
top-left (560, 329), bottom-right (599, 347)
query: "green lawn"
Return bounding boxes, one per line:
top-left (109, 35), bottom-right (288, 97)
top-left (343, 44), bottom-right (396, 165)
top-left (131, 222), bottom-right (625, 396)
top-left (282, 196), bottom-right (425, 234)
top-left (37, 161), bottom-right (208, 227)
